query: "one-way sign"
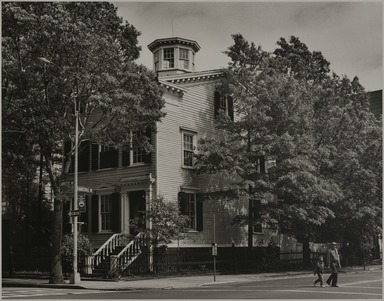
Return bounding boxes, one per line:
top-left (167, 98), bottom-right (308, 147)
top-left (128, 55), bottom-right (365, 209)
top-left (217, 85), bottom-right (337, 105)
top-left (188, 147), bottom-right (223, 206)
top-left (68, 210), bottom-right (81, 217)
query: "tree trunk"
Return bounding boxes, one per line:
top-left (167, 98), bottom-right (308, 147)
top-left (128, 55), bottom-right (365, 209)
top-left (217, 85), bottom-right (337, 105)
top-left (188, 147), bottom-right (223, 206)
top-left (46, 155), bottom-right (65, 284)
top-left (248, 198), bottom-right (253, 249)
top-left (49, 193), bottom-right (64, 284)
top-left (302, 238), bottom-right (311, 267)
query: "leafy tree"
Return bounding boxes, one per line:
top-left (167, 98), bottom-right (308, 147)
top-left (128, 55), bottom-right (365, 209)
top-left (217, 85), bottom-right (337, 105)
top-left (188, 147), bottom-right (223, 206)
top-left (130, 196), bottom-right (190, 247)
top-left (2, 2), bottom-right (165, 283)
top-left (195, 34), bottom-right (381, 265)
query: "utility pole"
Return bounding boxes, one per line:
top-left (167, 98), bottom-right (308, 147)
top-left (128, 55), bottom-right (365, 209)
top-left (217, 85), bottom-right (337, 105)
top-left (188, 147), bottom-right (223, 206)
top-left (70, 96), bottom-right (81, 284)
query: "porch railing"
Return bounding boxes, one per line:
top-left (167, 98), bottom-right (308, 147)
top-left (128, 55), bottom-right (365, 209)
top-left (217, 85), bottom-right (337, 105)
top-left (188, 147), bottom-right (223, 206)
top-left (92, 233), bottom-right (124, 269)
top-left (110, 232), bottom-right (146, 273)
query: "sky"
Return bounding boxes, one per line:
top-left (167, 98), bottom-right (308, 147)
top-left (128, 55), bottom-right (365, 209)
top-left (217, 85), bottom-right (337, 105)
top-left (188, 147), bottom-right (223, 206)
top-left (114, 1), bottom-right (382, 92)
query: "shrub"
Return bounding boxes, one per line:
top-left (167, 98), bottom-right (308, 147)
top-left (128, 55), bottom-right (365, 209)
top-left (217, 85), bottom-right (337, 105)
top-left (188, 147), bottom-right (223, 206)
top-left (61, 234), bottom-right (94, 275)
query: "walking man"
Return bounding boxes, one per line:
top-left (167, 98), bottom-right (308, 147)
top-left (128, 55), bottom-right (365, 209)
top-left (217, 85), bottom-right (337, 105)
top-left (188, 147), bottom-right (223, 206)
top-left (326, 242), bottom-right (341, 287)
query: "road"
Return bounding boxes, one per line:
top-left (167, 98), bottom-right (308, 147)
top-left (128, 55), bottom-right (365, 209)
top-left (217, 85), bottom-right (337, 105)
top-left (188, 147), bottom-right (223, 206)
top-left (3, 270), bottom-right (382, 299)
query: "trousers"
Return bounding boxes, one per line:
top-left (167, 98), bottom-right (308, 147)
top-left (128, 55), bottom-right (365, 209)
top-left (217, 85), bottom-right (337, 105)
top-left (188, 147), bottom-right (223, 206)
top-left (326, 262), bottom-right (339, 286)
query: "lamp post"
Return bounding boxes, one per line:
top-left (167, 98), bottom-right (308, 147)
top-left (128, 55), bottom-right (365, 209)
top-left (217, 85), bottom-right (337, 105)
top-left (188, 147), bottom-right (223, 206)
top-left (70, 96), bottom-right (81, 284)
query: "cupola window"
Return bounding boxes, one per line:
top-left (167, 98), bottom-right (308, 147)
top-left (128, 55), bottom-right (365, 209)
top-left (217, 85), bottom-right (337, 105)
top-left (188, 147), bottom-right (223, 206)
top-left (163, 48), bottom-right (174, 68)
top-left (179, 48), bottom-right (189, 69)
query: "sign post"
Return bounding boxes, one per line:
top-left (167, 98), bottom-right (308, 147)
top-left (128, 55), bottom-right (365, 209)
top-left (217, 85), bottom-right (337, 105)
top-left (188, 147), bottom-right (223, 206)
top-left (70, 97), bottom-right (81, 284)
top-left (213, 214), bottom-right (217, 282)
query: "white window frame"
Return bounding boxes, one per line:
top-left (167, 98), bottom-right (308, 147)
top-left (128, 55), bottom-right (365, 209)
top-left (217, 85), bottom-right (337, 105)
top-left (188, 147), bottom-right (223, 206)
top-left (132, 131), bottom-right (144, 164)
top-left (219, 95), bottom-right (229, 115)
top-left (179, 48), bottom-right (189, 69)
top-left (163, 47), bottom-right (174, 69)
top-left (122, 131), bottom-right (146, 166)
top-left (181, 191), bottom-right (198, 231)
top-left (181, 129), bottom-right (197, 168)
top-left (99, 195), bottom-right (113, 232)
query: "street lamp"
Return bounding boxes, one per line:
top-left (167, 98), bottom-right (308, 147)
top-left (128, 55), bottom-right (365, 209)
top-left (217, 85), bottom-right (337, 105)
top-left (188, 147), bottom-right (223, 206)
top-left (70, 95), bottom-right (81, 284)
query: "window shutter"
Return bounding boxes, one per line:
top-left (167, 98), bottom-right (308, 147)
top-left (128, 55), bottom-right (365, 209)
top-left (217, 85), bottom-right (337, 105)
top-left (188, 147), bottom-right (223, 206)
top-left (214, 91), bottom-right (220, 118)
top-left (64, 141), bottom-right (74, 173)
top-left (91, 195), bottom-right (99, 233)
top-left (122, 146), bottom-right (130, 167)
top-left (143, 128), bottom-right (152, 164)
top-left (91, 144), bottom-right (99, 171)
top-left (228, 95), bottom-right (234, 121)
top-left (78, 141), bottom-right (90, 172)
top-left (111, 193), bottom-right (120, 233)
top-left (196, 193), bottom-right (204, 232)
top-left (178, 192), bottom-right (188, 215)
top-left (110, 148), bottom-right (118, 168)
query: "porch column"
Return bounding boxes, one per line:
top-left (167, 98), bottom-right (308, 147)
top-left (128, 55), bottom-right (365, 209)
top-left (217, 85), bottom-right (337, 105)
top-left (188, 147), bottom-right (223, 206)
top-left (121, 192), bottom-right (129, 234)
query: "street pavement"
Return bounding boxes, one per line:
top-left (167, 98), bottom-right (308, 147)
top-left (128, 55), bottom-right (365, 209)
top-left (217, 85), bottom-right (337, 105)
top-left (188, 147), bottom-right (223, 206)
top-left (2, 265), bottom-right (381, 291)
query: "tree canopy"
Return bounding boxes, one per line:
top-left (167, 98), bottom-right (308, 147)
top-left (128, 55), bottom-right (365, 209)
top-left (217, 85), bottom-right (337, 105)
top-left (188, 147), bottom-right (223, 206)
top-left (2, 2), bottom-right (165, 283)
top-left (195, 34), bottom-right (382, 258)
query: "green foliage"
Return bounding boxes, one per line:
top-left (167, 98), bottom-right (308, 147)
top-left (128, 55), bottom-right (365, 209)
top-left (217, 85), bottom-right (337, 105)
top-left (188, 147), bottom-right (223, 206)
top-left (195, 33), bottom-right (382, 247)
top-left (130, 196), bottom-right (190, 247)
top-left (2, 2), bottom-right (165, 283)
top-left (61, 234), bottom-right (93, 275)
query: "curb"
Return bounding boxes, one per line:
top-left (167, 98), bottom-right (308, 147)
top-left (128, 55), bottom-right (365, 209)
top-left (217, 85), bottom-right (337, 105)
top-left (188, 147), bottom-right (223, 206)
top-left (2, 267), bottom-right (381, 291)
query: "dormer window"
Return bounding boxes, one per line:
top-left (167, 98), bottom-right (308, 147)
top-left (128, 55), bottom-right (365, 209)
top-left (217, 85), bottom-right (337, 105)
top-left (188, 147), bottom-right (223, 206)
top-left (179, 48), bottom-right (189, 69)
top-left (163, 48), bottom-right (174, 69)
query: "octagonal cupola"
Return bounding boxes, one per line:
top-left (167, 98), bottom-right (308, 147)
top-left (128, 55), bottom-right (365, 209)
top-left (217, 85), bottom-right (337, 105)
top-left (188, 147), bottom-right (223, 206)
top-left (147, 37), bottom-right (200, 77)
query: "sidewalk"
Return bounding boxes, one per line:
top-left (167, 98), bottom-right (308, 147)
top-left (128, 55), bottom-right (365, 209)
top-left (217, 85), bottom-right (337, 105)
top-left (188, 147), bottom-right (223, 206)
top-left (2, 265), bottom-right (381, 291)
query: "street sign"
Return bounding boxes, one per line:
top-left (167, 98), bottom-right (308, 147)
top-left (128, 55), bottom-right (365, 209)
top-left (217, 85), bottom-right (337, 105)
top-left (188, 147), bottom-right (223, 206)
top-left (78, 186), bottom-right (93, 193)
top-left (68, 210), bottom-right (81, 217)
top-left (78, 194), bottom-right (85, 207)
top-left (212, 243), bottom-right (218, 256)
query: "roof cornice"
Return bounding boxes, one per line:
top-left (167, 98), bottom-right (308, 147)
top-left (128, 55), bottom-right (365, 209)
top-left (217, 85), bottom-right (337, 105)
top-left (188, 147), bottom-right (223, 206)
top-left (148, 37), bottom-right (201, 53)
top-left (158, 79), bottom-right (187, 96)
top-left (161, 69), bottom-right (224, 84)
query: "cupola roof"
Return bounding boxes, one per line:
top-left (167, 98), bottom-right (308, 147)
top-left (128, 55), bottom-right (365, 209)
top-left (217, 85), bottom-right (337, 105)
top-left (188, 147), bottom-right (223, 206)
top-left (148, 37), bottom-right (200, 53)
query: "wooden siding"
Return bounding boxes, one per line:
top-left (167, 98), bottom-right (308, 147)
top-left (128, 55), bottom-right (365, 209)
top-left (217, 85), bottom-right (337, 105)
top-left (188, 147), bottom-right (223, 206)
top-left (157, 79), bottom-right (249, 245)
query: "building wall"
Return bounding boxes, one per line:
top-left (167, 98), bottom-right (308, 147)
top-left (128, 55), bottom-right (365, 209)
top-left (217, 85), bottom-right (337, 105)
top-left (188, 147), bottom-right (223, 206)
top-left (369, 90), bottom-right (382, 120)
top-left (156, 78), bottom-right (271, 247)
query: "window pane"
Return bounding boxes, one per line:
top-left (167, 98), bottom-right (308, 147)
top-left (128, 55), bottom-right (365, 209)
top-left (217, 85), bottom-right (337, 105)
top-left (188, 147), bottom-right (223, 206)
top-left (187, 193), bottom-right (196, 230)
top-left (179, 48), bottom-right (189, 59)
top-left (101, 195), bottom-right (112, 231)
top-left (163, 48), bottom-right (174, 68)
top-left (184, 150), bottom-right (193, 166)
top-left (132, 132), bottom-right (144, 163)
top-left (184, 134), bottom-right (193, 151)
top-left (220, 96), bottom-right (227, 110)
top-left (183, 133), bottom-right (195, 166)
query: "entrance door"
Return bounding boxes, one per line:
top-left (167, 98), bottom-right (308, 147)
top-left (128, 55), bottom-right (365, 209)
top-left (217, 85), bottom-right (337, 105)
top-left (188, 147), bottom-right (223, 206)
top-left (129, 190), bottom-right (146, 235)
